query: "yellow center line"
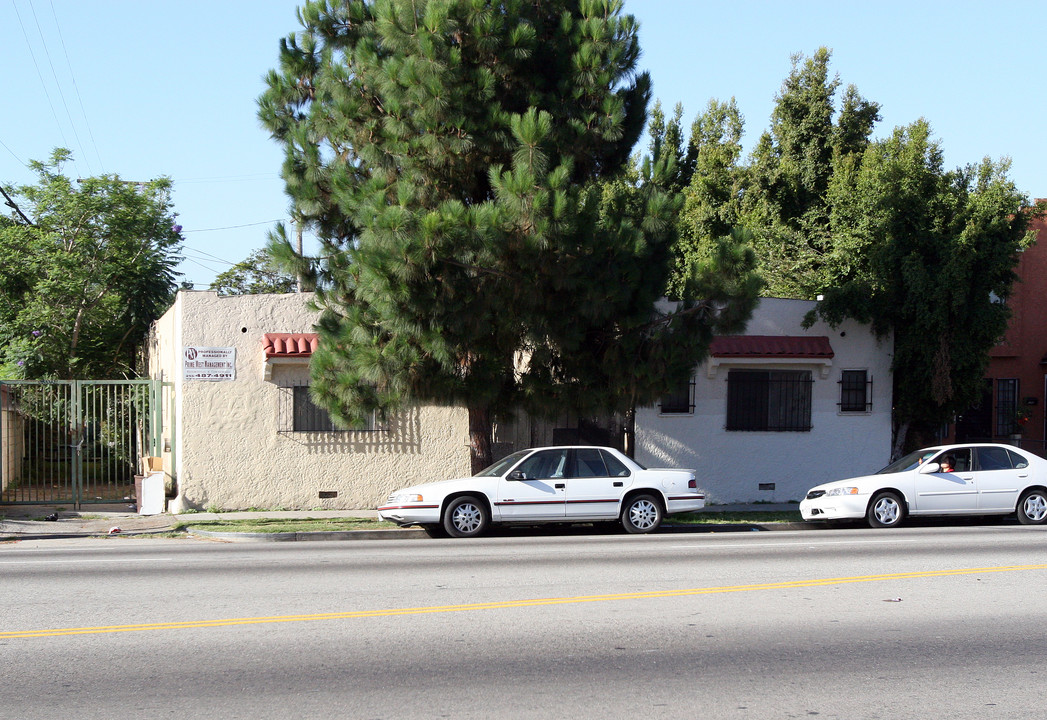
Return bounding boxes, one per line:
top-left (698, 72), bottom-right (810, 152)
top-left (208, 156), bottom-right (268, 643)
top-left (4, 564), bottom-right (1045, 639)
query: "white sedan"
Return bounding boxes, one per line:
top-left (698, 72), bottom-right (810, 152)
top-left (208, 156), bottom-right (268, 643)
top-left (800, 443), bottom-right (1047, 528)
top-left (377, 446), bottom-right (705, 537)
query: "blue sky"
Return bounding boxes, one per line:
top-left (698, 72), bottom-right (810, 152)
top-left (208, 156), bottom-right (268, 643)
top-left (2, 1), bottom-right (1043, 289)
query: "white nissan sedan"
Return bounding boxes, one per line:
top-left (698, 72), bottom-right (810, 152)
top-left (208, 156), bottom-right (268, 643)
top-left (800, 443), bottom-right (1047, 528)
top-left (378, 446), bottom-right (705, 537)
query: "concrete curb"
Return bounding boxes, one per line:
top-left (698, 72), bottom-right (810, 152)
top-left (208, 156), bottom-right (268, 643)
top-left (186, 527), bottom-right (429, 542)
top-left (0, 528), bottom-right (179, 541)
top-left (184, 522), bottom-right (808, 542)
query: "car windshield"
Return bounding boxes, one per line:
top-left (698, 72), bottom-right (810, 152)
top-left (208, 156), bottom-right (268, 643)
top-left (877, 448), bottom-right (940, 474)
top-left (475, 449), bottom-right (531, 477)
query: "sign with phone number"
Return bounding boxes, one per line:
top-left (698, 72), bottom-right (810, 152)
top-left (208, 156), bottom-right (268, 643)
top-left (183, 346), bottom-right (236, 381)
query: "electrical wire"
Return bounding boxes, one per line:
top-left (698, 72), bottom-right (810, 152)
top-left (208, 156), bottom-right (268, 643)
top-left (182, 219), bottom-right (283, 233)
top-left (11, 0), bottom-right (69, 152)
top-left (46, 0), bottom-right (104, 173)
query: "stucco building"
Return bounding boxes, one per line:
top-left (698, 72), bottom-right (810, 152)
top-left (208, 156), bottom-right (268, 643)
top-left (149, 292), bottom-right (894, 511)
top-left (148, 291), bottom-right (470, 512)
top-left (634, 298), bottom-right (894, 504)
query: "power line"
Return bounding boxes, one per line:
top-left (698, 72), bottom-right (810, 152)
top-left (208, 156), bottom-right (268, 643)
top-left (46, 0), bottom-right (104, 173)
top-left (1, 184), bottom-right (35, 225)
top-left (11, 0), bottom-right (69, 151)
top-left (175, 172), bottom-right (280, 184)
top-left (0, 137), bottom-right (26, 167)
top-left (182, 219), bottom-right (283, 233)
top-left (182, 247), bottom-right (238, 266)
top-left (26, 0), bottom-right (91, 174)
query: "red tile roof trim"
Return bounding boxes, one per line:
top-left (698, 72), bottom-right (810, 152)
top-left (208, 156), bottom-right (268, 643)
top-left (710, 335), bottom-right (834, 359)
top-left (263, 333), bottom-right (319, 358)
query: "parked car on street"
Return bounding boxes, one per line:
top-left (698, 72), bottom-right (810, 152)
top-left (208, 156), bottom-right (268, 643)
top-left (378, 446), bottom-right (705, 537)
top-left (800, 443), bottom-right (1047, 528)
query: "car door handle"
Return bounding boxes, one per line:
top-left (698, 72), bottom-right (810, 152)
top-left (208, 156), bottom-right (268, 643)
top-left (555, 483), bottom-right (565, 490)
top-left (613, 482), bottom-right (624, 487)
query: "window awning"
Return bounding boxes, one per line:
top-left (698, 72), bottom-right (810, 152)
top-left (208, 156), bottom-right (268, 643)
top-left (710, 335), bottom-right (834, 359)
top-left (263, 333), bottom-right (319, 358)
top-left (262, 333), bottom-right (318, 380)
top-left (706, 335), bottom-right (835, 378)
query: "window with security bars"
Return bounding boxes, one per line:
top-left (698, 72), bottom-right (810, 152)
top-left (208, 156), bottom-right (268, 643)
top-left (839, 369), bottom-right (871, 412)
top-left (726, 369), bottom-right (813, 431)
top-left (995, 378), bottom-right (1019, 436)
top-left (660, 378), bottom-right (695, 414)
top-left (278, 386), bottom-right (377, 433)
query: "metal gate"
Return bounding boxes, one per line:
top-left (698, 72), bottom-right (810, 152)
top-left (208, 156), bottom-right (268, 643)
top-left (0, 380), bottom-right (161, 508)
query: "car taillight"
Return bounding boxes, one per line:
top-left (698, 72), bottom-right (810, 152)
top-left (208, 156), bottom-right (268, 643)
top-left (688, 478), bottom-right (697, 489)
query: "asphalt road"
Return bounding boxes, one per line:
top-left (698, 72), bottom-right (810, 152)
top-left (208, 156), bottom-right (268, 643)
top-left (2, 522), bottom-right (1046, 719)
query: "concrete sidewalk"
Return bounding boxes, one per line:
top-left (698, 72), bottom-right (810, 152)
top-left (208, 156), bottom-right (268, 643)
top-left (0, 503), bottom-right (804, 541)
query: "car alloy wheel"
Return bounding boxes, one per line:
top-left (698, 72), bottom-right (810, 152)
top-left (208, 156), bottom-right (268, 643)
top-left (622, 494), bottom-right (663, 534)
top-left (1017, 489), bottom-right (1047, 525)
top-left (867, 491), bottom-right (903, 528)
top-left (443, 495), bottom-right (489, 538)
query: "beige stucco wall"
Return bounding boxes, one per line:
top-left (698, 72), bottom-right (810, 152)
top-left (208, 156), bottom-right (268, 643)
top-left (1, 387), bottom-right (22, 491)
top-left (149, 291), bottom-right (470, 512)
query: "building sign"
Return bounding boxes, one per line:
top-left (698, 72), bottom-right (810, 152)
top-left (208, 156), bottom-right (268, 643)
top-left (183, 346), bottom-right (236, 381)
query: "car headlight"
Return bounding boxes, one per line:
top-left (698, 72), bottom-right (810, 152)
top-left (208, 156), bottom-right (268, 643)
top-left (826, 486), bottom-right (859, 497)
top-left (394, 493), bottom-right (424, 504)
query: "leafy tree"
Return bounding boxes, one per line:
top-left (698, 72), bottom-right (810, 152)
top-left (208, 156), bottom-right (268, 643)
top-left (810, 121), bottom-right (1038, 453)
top-left (667, 98), bottom-right (747, 299)
top-left (259, 0), bottom-right (760, 471)
top-left (664, 48), bottom-right (1033, 453)
top-left (743, 48), bottom-right (880, 297)
top-left (0, 149), bottom-right (181, 379)
top-left (210, 248), bottom-right (298, 296)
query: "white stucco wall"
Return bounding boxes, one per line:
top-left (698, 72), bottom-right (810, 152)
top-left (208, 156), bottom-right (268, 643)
top-left (149, 291), bottom-right (470, 511)
top-left (635, 298), bottom-right (894, 505)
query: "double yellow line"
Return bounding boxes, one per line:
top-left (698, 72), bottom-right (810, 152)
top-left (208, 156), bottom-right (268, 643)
top-left (5, 564), bottom-right (1045, 640)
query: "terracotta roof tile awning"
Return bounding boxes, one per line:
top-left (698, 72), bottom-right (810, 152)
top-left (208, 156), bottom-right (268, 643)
top-left (263, 333), bottom-right (319, 359)
top-left (706, 335), bottom-right (835, 378)
top-left (710, 335), bottom-right (834, 359)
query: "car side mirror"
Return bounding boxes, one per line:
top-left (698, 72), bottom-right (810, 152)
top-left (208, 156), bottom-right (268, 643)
top-left (507, 470), bottom-right (528, 481)
top-left (920, 462), bottom-right (941, 474)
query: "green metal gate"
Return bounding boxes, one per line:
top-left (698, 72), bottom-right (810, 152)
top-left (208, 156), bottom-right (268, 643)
top-left (0, 380), bottom-right (161, 508)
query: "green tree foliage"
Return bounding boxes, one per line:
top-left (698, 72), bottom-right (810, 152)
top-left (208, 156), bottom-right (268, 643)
top-left (663, 47), bottom-right (1034, 452)
top-left (667, 98), bottom-right (748, 298)
top-left (744, 48), bottom-right (880, 297)
top-left (210, 248), bottom-right (298, 296)
top-left (259, 0), bottom-right (760, 471)
top-left (811, 121), bottom-right (1037, 451)
top-left (0, 149), bottom-right (181, 379)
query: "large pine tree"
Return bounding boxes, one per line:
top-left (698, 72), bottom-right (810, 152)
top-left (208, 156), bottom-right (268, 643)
top-left (259, 0), bottom-right (760, 471)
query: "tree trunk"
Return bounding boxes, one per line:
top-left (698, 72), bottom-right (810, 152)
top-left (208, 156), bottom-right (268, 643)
top-left (468, 405), bottom-right (493, 475)
top-left (622, 406), bottom-right (636, 458)
top-left (891, 420), bottom-right (909, 461)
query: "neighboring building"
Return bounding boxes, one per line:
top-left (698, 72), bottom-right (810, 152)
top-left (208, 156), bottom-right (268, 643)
top-left (951, 211), bottom-right (1047, 456)
top-left (147, 291), bottom-right (470, 512)
top-left (634, 298), bottom-right (894, 504)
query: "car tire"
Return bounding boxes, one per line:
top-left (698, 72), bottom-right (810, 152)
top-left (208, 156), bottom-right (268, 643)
top-left (621, 494), bottom-right (663, 534)
top-left (442, 495), bottom-right (490, 538)
top-left (1016, 489), bottom-right (1047, 525)
top-left (867, 491), bottom-right (904, 528)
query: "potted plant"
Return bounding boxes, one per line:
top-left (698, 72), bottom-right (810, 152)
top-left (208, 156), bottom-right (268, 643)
top-left (1010, 406), bottom-right (1032, 444)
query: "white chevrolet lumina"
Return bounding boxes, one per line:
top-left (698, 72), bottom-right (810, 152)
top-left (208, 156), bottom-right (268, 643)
top-left (378, 446), bottom-right (705, 537)
top-left (800, 443), bottom-right (1047, 528)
